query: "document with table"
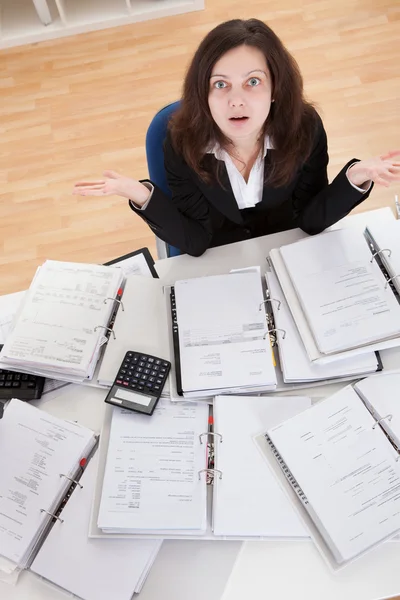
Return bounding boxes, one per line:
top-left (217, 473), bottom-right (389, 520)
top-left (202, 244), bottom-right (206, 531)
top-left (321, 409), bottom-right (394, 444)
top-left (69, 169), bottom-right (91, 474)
top-left (0, 398), bottom-right (161, 599)
top-left (91, 396), bottom-right (310, 540)
top-left (256, 374), bottom-right (400, 570)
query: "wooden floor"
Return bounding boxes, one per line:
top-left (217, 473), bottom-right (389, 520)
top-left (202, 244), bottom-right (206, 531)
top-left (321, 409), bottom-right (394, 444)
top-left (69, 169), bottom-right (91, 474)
top-left (0, 0), bottom-right (399, 295)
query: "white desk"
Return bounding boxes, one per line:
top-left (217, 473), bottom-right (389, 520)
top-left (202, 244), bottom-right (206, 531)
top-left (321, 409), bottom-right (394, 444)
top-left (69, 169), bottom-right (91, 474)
top-left (1, 207), bottom-right (399, 600)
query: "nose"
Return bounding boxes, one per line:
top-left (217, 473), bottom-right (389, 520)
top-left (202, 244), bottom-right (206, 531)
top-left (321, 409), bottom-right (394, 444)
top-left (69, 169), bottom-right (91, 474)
top-left (228, 89), bottom-right (245, 108)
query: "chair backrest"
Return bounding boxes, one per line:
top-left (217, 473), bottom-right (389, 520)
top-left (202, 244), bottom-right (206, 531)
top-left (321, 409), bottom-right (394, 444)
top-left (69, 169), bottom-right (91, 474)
top-left (145, 101), bottom-right (182, 258)
top-left (145, 101), bottom-right (181, 198)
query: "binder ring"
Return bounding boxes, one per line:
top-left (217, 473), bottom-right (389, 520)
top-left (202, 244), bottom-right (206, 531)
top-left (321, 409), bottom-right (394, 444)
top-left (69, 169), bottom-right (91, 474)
top-left (259, 298), bottom-right (281, 311)
top-left (40, 508), bottom-right (64, 523)
top-left (199, 432), bottom-right (223, 444)
top-left (94, 325), bottom-right (116, 339)
top-left (385, 275), bottom-right (400, 289)
top-left (60, 474), bottom-right (83, 488)
top-left (104, 297), bottom-right (125, 311)
top-left (264, 328), bottom-right (286, 340)
top-left (198, 468), bottom-right (223, 480)
top-left (372, 414), bottom-right (393, 429)
top-left (370, 248), bottom-right (392, 263)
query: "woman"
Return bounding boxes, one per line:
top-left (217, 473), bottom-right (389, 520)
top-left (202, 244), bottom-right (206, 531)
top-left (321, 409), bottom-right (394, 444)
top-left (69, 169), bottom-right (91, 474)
top-left (73, 19), bottom-right (399, 256)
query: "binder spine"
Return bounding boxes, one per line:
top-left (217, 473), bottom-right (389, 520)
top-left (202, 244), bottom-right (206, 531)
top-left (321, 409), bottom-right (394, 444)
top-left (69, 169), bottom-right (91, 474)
top-left (170, 287), bottom-right (183, 396)
top-left (265, 434), bottom-right (309, 506)
top-left (364, 229), bottom-right (399, 303)
top-left (198, 468), bottom-right (223, 481)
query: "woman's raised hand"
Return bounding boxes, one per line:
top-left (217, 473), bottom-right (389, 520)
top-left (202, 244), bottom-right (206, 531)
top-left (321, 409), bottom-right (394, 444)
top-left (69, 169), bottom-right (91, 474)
top-left (72, 170), bottom-right (150, 206)
top-left (347, 150), bottom-right (400, 189)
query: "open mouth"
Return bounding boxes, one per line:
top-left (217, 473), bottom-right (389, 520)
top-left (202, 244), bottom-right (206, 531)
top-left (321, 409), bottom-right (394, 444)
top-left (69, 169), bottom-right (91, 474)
top-left (229, 116), bottom-right (249, 122)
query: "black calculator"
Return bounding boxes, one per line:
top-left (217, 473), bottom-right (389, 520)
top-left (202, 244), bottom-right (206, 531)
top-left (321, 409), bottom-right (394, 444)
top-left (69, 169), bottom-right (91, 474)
top-left (0, 345), bottom-right (45, 402)
top-left (104, 351), bottom-right (171, 415)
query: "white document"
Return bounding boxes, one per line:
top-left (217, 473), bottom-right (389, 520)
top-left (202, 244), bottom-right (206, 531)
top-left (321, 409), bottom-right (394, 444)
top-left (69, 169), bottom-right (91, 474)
top-left (0, 291), bottom-right (26, 344)
top-left (267, 386), bottom-right (400, 564)
top-left (278, 230), bottom-right (400, 354)
top-left (355, 373), bottom-right (400, 449)
top-left (0, 400), bottom-right (96, 568)
top-left (265, 270), bottom-right (379, 382)
top-left (212, 395), bottom-right (310, 538)
top-left (97, 400), bottom-right (209, 533)
top-left (97, 276), bottom-right (170, 391)
top-left (1, 261), bottom-right (123, 380)
top-left (31, 458), bottom-right (162, 600)
top-left (175, 272), bottom-right (276, 396)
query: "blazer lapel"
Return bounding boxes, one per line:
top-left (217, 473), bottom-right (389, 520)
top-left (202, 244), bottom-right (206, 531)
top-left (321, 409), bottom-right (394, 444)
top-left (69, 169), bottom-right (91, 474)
top-left (198, 157), bottom-right (243, 225)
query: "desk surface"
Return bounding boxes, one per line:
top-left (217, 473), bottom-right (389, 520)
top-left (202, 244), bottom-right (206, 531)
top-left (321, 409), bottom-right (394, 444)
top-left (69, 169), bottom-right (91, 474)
top-left (1, 207), bottom-right (399, 600)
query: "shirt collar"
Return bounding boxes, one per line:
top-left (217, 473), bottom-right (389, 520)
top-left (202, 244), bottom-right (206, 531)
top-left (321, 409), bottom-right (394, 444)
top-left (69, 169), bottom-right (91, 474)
top-left (206, 135), bottom-right (273, 160)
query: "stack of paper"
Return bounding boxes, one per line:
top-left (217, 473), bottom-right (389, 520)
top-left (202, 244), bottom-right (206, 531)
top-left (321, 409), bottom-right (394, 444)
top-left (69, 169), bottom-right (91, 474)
top-left (0, 400), bottom-right (97, 570)
top-left (0, 260), bottom-right (124, 383)
top-left (97, 400), bottom-right (209, 535)
top-left (269, 229), bottom-right (400, 364)
top-left (265, 269), bottom-right (380, 383)
top-left (365, 220), bottom-right (400, 295)
top-left (174, 272), bottom-right (277, 398)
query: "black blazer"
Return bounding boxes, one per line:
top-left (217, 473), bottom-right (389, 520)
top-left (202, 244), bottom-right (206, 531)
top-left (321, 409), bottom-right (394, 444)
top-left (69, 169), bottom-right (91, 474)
top-left (129, 117), bottom-right (372, 256)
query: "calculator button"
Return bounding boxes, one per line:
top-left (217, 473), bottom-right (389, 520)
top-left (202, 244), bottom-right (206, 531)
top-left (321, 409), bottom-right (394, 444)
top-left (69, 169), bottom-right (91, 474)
top-left (116, 379), bottom-right (123, 385)
top-left (153, 365), bottom-right (160, 371)
top-left (160, 368), bottom-right (167, 374)
top-left (132, 357), bottom-right (138, 363)
top-left (120, 369), bottom-right (127, 375)
top-left (144, 369), bottom-right (150, 375)
top-left (149, 376), bottom-right (155, 383)
top-left (162, 362), bottom-right (169, 367)
top-left (14, 374), bottom-right (21, 381)
top-left (12, 382), bottom-right (21, 388)
top-left (132, 378), bottom-right (138, 384)
top-left (139, 361), bottom-right (145, 367)
top-left (0, 374), bottom-right (5, 381)
top-left (123, 363), bottom-right (129, 370)
top-left (137, 367), bottom-right (143, 373)
top-left (6, 374), bottom-right (13, 381)
top-left (150, 370), bottom-right (157, 376)
top-left (123, 382), bottom-right (129, 387)
top-left (147, 357), bottom-right (154, 363)
top-left (154, 385), bottom-right (160, 391)
top-left (27, 382), bottom-right (36, 388)
top-left (127, 352), bottom-right (133, 358)
top-left (141, 374), bottom-right (148, 380)
top-left (156, 379), bottom-right (162, 385)
top-left (5, 382), bottom-right (12, 388)
top-left (0, 382), bottom-right (4, 387)
top-left (124, 377), bottom-right (131, 383)
top-left (129, 383), bottom-right (137, 389)
top-left (128, 370), bottom-right (134, 376)
top-left (22, 374), bottom-right (29, 381)
top-left (137, 385), bottom-right (144, 391)
top-left (146, 383), bottom-right (153, 389)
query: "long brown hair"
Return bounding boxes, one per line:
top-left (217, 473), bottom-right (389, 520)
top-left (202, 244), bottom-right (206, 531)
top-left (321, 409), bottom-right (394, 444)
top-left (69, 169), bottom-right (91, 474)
top-left (169, 18), bottom-right (318, 187)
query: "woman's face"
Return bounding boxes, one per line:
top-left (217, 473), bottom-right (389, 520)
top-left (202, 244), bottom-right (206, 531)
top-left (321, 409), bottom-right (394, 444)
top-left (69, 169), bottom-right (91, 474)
top-left (208, 44), bottom-right (273, 145)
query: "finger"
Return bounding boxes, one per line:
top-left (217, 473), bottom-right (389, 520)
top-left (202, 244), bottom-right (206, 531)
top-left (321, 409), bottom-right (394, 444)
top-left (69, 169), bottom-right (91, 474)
top-left (380, 150), bottom-right (400, 161)
top-left (373, 176), bottom-right (390, 187)
top-left (73, 189), bottom-right (110, 196)
top-left (74, 180), bottom-right (106, 187)
top-left (73, 185), bottom-right (106, 193)
top-left (103, 170), bottom-right (120, 179)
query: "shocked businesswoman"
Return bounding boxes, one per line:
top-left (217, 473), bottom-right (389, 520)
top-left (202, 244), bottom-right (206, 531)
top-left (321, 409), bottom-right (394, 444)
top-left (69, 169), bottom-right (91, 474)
top-left (73, 19), bottom-right (400, 256)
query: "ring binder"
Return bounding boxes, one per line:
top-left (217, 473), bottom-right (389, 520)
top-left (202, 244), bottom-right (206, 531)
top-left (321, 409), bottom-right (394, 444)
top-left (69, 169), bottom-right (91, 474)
top-left (40, 508), bottom-right (64, 523)
top-left (372, 414), bottom-right (393, 429)
top-left (94, 325), bottom-right (116, 339)
top-left (60, 474), bottom-right (83, 488)
top-left (263, 328), bottom-right (286, 340)
top-left (199, 432), bottom-right (223, 444)
top-left (385, 274), bottom-right (400, 289)
top-left (104, 297), bottom-right (125, 311)
top-left (370, 248), bottom-right (392, 263)
top-left (198, 468), bottom-right (223, 480)
top-left (259, 298), bottom-right (281, 311)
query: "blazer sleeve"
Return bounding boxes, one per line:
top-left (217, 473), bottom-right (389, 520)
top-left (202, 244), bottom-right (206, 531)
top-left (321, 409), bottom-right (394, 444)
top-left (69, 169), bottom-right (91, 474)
top-left (128, 136), bottom-right (214, 257)
top-left (293, 117), bottom-right (373, 235)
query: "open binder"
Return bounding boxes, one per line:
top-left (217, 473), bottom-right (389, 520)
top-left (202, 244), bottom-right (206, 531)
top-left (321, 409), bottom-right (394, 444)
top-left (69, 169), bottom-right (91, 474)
top-left (268, 225), bottom-right (400, 364)
top-left (90, 396), bottom-right (312, 541)
top-left (255, 373), bottom-right (400, 570)
top-left (0, 248), bottom-right (166, 387)
top-left (0, 399), bottom-right (161, 599)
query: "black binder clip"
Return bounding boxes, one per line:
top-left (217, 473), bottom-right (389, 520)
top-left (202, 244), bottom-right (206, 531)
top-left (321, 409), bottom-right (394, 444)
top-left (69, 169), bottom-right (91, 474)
top-left (198, 468), bottom-right (223, 480)
top-left (94, 325), bottom-right (116, 339)
top-left (199, 432), bottom-right (223, 444)
top-left (40, 508), bottom-right (64, 523)
top-left (60, 474), bottom-right (83, 488)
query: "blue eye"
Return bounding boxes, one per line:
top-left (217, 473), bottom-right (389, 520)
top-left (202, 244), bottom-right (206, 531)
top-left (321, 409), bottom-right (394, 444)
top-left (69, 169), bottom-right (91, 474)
top-left (214, 81), bottom-right (227, 89)
top-left (248, 77), bottom-right (261, 87)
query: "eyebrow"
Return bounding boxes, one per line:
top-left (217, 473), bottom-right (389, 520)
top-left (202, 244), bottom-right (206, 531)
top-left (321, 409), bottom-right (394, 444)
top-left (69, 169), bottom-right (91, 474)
top-left (210, 69), bottom-right (267, 79)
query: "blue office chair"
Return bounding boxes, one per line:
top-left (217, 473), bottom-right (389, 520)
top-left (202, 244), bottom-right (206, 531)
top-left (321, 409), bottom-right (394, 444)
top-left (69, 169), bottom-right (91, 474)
top-left (146, 101), bottom-right (182, 258)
